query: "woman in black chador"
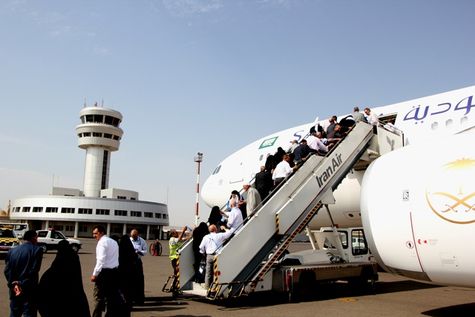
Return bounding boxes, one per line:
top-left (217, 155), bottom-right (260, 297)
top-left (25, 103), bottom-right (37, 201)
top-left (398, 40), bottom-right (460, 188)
top-left (207, 206), bottom-right (224, 229)
top-left (118, 234), bottom-right (140, 317)
top-left (192, 222), bottom-right (209, 282)
top-left (38, 240), bottom-right (90, 317)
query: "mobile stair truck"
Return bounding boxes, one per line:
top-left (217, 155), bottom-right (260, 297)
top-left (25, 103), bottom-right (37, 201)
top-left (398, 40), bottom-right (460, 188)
top-left (271, 225), bottom-right (378, 300)
top-left (167, 122), bottom-right (403, 300)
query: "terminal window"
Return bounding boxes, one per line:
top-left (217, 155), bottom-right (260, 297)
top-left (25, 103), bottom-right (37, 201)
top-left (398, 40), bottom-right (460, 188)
top-left (114, 210), bottom-right (127, 216)
top-left (46, 207), bottom-right (58, 213)
top-left (144, 212), bottom-right (153, 218)
top-left (78, 208), bottom-right (93, 214)
top-left (96, 209), bottom-right (110, 215)
top-left (22, 207), bottom-right (31, 212)
top-left (79, 225), bottom-right (88, 232)
top-left (64, 225), bottom-right (74, 232)
top-left (155, 213), bottom-right (162, 219)
top-left (32, 207), bottom-right (43, 213)
top-left (131, 211), bottom-right (142, 217)
top-left (61, 207), bottom-right (75, 214)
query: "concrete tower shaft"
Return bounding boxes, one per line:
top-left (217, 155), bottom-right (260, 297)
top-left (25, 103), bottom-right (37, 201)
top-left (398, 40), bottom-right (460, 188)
top-left (76, 106), bottom-right (123, 197)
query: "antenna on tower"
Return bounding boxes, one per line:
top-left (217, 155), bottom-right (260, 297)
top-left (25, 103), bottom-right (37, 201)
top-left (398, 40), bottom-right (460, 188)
top-left (101, 99), bottom-right (104, 107)
top-left (83, 98), bottom-right (87, 108)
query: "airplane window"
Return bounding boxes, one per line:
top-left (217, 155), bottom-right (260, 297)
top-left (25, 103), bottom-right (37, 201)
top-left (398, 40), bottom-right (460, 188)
top-left (259, 154), bottom-right (263, 161)
top-left (431, 122), bottom-right (438, 130)
top-left (445, 119), bottom-right (453, 128)
top-left (460, 116), bottom-right (468, 125)
top-left (212, 165), bottom-right (221, 175)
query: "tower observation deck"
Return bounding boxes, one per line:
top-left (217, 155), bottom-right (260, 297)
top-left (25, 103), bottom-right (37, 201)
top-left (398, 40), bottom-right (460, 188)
top-left (76, 105), bottom-right (123, 197)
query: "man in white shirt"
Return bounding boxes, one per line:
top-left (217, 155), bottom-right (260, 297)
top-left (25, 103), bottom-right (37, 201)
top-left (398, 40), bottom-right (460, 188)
top-left (130, 228), bottom-right (148, 305)
top-left (226, 198), bottom-right (243, 231)
top-left (288, 139), bottom-right (299, 153)
top-left (307, 128), bottom-right (328, 155)
top-left (272, 154), bottom-right (293, 187)
top-left (91, 225), bottom-right (120, 317)
top-left (364, 107), bottom-right (379, 126)
top-left (199, 224), bottom-right (234, 289)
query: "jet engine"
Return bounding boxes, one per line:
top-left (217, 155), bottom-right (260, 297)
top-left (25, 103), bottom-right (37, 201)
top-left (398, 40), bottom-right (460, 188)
top-left (361, 130), bottom-right (475, 287)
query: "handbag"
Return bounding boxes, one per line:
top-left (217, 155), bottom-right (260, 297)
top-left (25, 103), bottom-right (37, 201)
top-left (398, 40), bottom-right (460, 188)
top-left (194, 256), bottom-right (206, 283)
top-left (198, 258), bottom-right (206, 275)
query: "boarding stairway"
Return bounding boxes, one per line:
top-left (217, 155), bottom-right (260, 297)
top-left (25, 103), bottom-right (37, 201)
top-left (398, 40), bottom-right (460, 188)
top-left (176, 122), bottom-right (403, 298)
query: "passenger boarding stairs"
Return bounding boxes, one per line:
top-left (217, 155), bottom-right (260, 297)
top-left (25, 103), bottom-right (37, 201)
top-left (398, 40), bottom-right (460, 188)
top-left (176, 122), bottom-right (403, 298)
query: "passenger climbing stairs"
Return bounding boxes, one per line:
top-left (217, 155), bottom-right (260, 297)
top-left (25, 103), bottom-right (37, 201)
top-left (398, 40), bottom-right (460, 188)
top-left (174, 122), bottom-right (401, 299)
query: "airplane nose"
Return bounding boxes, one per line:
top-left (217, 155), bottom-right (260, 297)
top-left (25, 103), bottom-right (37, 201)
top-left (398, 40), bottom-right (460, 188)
top-left (201, 176), bottom-right (219, 207)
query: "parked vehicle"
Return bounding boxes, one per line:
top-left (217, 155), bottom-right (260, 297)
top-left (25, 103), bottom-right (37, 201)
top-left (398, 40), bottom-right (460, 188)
top-left (0, 227), bottom-right (20, 254)
top-left (0, 222), bottom-right (29, 239)
top-left (36, 229), bottom-right (82, 253)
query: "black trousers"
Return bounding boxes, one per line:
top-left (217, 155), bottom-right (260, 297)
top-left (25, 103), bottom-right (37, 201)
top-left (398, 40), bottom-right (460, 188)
top-left (93, 268), bottom-right (122, 317)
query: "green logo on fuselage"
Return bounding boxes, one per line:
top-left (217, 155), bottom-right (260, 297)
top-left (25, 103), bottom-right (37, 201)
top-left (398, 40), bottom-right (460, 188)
top-left (259, 136), bottom-right (278, 149)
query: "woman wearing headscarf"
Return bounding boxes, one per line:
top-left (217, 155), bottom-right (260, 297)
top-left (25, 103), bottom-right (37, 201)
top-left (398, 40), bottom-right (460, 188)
top-left (118, 234), bottom-right (139, 317)
top-left (207, 206), bottom-right (224, 230)
top-left (192, 222), bottom-right (209, 282)
top-left (38, 240), bottom-right (90, 317)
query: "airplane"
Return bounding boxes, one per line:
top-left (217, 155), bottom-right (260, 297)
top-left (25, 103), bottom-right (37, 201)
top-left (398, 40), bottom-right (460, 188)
top-left (200, 84), bottom-right (475, 288)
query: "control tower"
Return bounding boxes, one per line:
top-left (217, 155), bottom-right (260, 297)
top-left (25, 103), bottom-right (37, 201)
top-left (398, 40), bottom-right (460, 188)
top-left (76, 105), bottom-right (123, 197)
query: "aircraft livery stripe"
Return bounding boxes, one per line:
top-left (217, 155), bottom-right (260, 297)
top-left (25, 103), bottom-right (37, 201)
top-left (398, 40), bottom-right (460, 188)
top-left (409, 211), bottom-right (425, 273)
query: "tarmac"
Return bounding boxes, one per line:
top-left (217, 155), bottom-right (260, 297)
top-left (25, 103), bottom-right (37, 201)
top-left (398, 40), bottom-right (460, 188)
top-left (1, 238), bottom-right (475, 317)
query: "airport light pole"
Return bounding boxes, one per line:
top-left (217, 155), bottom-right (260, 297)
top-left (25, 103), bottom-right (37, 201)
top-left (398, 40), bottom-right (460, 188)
top-left (194, 152), bottom-right (203, 226)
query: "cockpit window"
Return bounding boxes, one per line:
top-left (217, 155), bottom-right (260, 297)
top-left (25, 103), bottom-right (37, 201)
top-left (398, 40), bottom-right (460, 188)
top-left (212, 165), bottom-right (221, 175)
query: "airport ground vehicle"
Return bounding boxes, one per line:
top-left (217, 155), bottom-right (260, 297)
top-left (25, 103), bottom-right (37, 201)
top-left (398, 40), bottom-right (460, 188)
top-left (0, 226), bottom-right (20, 254)
top-left (0, 222), bottom-right (29, 239)
top-left (167, 225), bottom-right (377, 300)
top-left (268, 227), bottom-right (377, 300)
top-left (36, 229), bottom-right (82, 253)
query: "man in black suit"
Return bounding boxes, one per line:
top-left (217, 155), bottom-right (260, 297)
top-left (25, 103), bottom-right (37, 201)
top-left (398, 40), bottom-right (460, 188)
top-left (255, 165), bottom-right (273, 200)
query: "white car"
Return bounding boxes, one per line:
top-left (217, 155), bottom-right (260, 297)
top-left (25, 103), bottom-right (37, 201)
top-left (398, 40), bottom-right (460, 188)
top-left (36, 230), bottom-right (82, 253)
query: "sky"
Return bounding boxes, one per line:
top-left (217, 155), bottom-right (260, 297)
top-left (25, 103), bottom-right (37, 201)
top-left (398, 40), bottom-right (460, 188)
top-left (0, 0), bottom-right (474, 227)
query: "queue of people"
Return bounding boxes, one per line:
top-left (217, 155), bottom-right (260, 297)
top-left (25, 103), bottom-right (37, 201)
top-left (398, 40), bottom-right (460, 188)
top-left (3, 107), bottom-right (380, 316)
top-left (4, 226), bottom-right (150, 317)
top-left (159, 106), bottom-right (378, 295)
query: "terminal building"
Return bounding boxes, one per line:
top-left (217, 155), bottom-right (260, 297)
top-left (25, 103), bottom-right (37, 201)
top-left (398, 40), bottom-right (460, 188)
top-left (9, 105), bottom-right (169, 239)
